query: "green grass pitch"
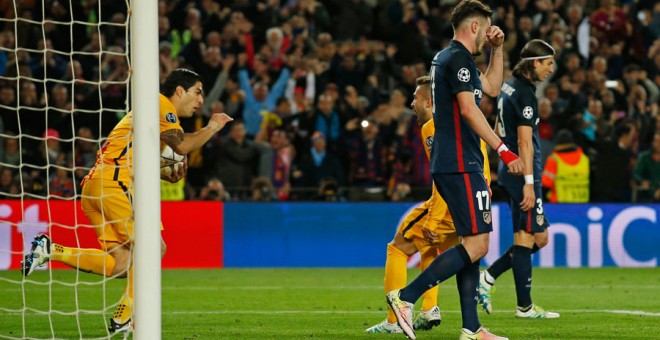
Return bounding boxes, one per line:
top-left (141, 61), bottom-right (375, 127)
top-left (0, 267), bottom-right (658, 339)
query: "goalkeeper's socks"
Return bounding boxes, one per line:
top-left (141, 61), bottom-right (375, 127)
top-left (486, 245), bottom-right (513, 280)
top-left (113, 295), bottom-right (133, 324)
top-left (457, 260), bottom-right (481, 333)
top-left (384, 244), bottom-right (408, 323)
top-left (511, 245), bottom-right (533, 308)
top-left (420, 249), bottom-right (440, 312)
top-left (51, 244), bottom-right (116, 276)
top-left (399, 244), bottom-right (471, 304)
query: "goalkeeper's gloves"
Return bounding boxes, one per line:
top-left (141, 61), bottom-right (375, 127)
top-left (497, 141), bottom-right (520, 165)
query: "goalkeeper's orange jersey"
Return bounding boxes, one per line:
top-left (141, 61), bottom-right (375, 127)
top-left (422, 119), bottom-right (491, 224)
top-left (82, 95), bottom-right (183, 186)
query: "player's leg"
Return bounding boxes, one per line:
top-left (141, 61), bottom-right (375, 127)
top-left (414, 248), bottom-right (441, 331)
top-left (513, 192), bottom-right (558, 319)
top-left (21, 182), bottom-right (130, 277)
top-left (389, 173), bottom-right (498, 338)
top-left (367, 206), bottom-right (424, 333)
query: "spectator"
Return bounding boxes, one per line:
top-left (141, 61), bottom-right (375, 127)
top-left (49, 162), bottom-right (75, 198)
top-left (237, 58), bottom-right (291, 138)
top-left (633, 133), bottom-right (660, 202)
top-left (1, 135), bottom-right (20, 167)
top-left (207, 121), bottom-right (259, 195)
top-left (292, 131), bottom-right (344, 188)
top-left (199, 177), bottom-right (232, 201)
top-left (542, 130), bottom-right (590, 203)
top-left (591, 120), bottom-right (636, 202)
top-left (313, 176), bottom-right (345, 202)
top-left (250, 176), bottom-right (278, 202)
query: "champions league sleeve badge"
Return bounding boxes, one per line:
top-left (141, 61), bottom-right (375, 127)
top-left (457, 68), bottom-right (471, 82)
top-left (165, 112), bottom-right (177, 123)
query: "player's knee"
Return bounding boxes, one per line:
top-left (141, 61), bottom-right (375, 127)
top-left (535, 235), bottom-right (549, 249)
top-left (161, 242), bottom-right (167, 258)
top-left (111, 256), bottom-right (130, 278)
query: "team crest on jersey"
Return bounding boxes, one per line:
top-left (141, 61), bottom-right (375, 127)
top-left (425, 135), bottom-right (433, 149)
top-left (457, 68), bottom-right (470, 82)
top-left (522, 106), bottom-right (533, 119)
top-left (165, 112), bottom-right (177, 123)
top-left (483, 211), bottom-right (492, 224)
top-left (536, 215), bottom-right (544, 226)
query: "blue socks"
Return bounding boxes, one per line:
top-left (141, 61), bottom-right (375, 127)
top-left (399, 244), bottom-right (471, 304)
top-left (512, 245), bottom-right (533, 308)
top-left (456, 260), bottom-right (480, 332)
top-left (486, 243), bottom-right (540, 281)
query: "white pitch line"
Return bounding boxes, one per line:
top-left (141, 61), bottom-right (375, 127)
top-left (1, 284), bottom-right (659, 292)
top-left (1, 309), bottom-right (658, 317)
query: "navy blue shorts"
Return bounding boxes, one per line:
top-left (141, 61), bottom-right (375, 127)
top-left (502, 182), bottom-right (550, 234)
top-left (432, 172), bottom-right (493, 236)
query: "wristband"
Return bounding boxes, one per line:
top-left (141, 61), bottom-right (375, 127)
top-left (497, 142), bottom-right (520, 165)
top-left (524, 175), bottom-right (534, 185)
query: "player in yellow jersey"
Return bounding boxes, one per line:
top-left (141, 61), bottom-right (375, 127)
top-left (367, 76), bottom-right (491, 334)
top-left (20, 68), bottom-right (233, 333)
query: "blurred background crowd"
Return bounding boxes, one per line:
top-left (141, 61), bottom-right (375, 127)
top-left (0, 0), bottom-right (659, 203)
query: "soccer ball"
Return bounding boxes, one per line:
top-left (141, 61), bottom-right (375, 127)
top-left (160, 145), bottom-right (185, 177)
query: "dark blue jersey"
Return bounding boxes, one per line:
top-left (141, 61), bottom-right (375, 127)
top-left (496, 75), bottom-right (542, 183)
top-left (430, 40), bottom-right (485, 174)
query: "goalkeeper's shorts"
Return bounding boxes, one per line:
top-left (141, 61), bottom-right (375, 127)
top-left (397, 202), bottom-right (459, 255)
top-left (82, 179), bottom-right (163, 250)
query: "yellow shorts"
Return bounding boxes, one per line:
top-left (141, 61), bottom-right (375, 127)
top-left (397, 202), bottom-right (460, 254)
top-left (82, 179), bottom-right (163, 250)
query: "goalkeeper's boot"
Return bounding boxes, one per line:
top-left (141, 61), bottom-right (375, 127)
top-left (459, 327), bottom-right (508, 340)
top-left (386, 289), bottom-right (416, 339)
top-left (477, 271), bottom-right (494, 314)
top-left (21, 234), bottom-right (52, 276)
top-left (413, 306), bottom-right (441, 331)
top-left (365, 319), bottom-right (403, 333)
top-left (515, 304), bottom-right (560, 319)
top-left (108, 318), bottom-right (132, 334)
top-left (109, 300), bottom-right (133, 333)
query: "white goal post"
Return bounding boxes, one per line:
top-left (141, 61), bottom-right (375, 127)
top-left (130, 0), bottom-right (161, 339)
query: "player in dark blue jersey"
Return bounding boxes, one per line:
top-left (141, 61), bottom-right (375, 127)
top-left (478, 39), bottom-right (560, 320)
top-left (386, 1), bottom-right (523, 340)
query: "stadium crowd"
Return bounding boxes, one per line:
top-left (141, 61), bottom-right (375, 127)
top-left (0, 0), bottom-right (659, 202)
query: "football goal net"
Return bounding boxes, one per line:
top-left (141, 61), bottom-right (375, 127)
top-left (0, 0), bottom-right (160, 338)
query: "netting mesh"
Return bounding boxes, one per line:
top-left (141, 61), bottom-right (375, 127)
top-left (0, 0), bottom-right (131, 338)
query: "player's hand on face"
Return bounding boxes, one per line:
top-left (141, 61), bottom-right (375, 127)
top-left (486, 25), bottom-right (504, 48)
top-left (507, 158), bottom-right (525, 175)
top-left (520, 184), bottom-right (535, 212)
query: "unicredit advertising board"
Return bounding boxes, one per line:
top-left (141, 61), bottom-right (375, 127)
top-left (1, 201), bottom-right (658, 269)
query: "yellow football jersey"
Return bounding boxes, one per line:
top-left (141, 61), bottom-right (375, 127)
top-left (82, 94), bottom-right (183, 186)
top-left (422, 119), bottom-right (491, 224)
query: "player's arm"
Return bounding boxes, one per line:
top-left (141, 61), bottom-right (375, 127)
top-left (517, 125), bottom-right (535, 211)
top-left (480, 26), bottom-right (504, 97)
top-left (162, 113), bottom-right (233, 155)
top-left (456, 92), bottom-right (524, 174)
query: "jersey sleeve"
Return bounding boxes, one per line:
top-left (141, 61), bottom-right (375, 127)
top-left (421, 120), bottom-right (435, 161)
top-left (443, 51), bottom-right (474, 94)
top-left (159, 101), bottom-right (183, 133)
top-left (512, 89), bottom-right (537, 127)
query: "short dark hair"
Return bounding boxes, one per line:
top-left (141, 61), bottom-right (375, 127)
top-left (451, 0), bottom-right (493, 29)
top-left (161, 68), bottom-right (201, 97)
top-left (512, 39), bottom-right (556, 82)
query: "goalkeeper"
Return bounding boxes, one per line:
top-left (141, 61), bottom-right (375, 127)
top-left (20, 68), bottom-right (233, 333)
top-left (366, 76), bottom-right (491, 333)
